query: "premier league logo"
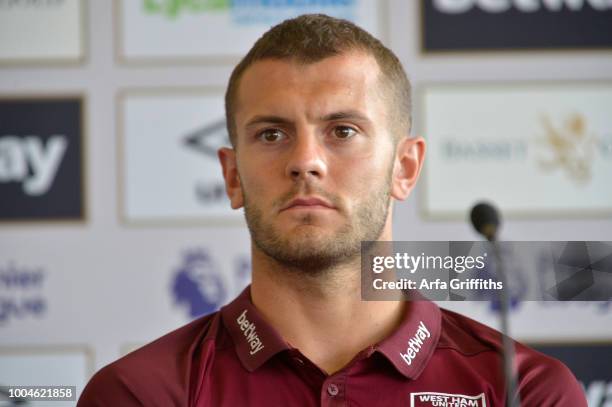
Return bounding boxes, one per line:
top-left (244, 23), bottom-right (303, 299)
top-left (171, 249), bottom-right (227, 319)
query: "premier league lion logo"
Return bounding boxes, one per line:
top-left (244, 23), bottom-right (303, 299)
top-left (172, 249), bottom-right (227, 318)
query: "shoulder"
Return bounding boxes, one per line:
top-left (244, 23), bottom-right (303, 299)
top-left (513, 341), bottom-right (587, 406)
top-left (437, 307), bottom-right (503, 356)
top-left (438, 308), bottom-right (587, 406)
top-left (77, 312), bottom-right (225, 407)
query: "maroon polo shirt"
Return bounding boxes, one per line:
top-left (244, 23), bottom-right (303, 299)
top-left (78, 287), bottom-right (586, 406)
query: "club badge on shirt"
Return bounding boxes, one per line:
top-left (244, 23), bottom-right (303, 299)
top-left (410, 392), bottom-right (487, 407)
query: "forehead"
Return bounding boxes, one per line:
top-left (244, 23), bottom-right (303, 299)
top-left (234, 51), bottom-right (385, 124)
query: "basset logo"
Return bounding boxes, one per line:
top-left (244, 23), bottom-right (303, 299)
top-left (536, 112), bottom-right (601, 185)
top-left (410, 392), bottom-right (487, 407)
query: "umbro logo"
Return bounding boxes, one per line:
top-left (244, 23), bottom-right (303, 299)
top-left (183, 119), bottom-right (229, 159)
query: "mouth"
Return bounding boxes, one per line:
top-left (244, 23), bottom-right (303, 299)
top-left (280, 196), bottom-right (336, 212)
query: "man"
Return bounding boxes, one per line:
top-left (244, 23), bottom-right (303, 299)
top-left (78, 14), bottom-right (586, 406)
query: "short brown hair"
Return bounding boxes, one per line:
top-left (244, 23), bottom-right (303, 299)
top-left (225, 13), bottom-right (411, 147)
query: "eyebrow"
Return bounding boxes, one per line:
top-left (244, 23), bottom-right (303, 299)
top-left (244, 110), bottom-right (372, 129)
top-left (320, 110), bottom-right (371, 124)
top-left (245, 115), bottom-right (290, 129)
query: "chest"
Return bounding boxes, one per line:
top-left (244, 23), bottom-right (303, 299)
top-left (196, 351), bottom-right (503, 407)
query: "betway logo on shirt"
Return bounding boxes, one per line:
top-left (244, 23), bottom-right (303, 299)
top-left (411, 392), bottom-right (487, 407)
top-left (236, 309), bottom-right (264, 356)
top-left (400, 321), bottom-right (430, 366)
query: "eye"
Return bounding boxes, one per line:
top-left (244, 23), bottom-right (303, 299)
top-left (333, 126), bottom-right (357, 140)
top-left (258, 129), bottom-right (286, 143)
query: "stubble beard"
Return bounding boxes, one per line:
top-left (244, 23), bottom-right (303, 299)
top-left (242, 171), bottom-right (393, 276)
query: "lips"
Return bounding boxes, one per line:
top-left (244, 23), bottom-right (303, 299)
top-left (281, 197), bottom-right (335, 211)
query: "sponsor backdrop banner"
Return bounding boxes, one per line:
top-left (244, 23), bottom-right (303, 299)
top-left (0, 2), bottom-right (611, 405)
top-left (119, 89), bottom-right (237, 224)
top-left (117, 0), bottom-right (384, 62)
top-left (0, 97), bottom-right (85, 222)
top-left (421, 82), bottom-right (612, 219)
top-left (0, 234), bottom-right (251, 407)
top-left (421, 0), bottom-right (612, 52)
top-left (0, 0), bottom-right (85, 64)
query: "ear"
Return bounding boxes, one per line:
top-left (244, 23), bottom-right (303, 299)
top-left (390, 136), bottom-right (426, 201)
top-left (218, 147), bottom-right (244, 209)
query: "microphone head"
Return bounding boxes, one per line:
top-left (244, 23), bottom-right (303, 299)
top-left (470, 202), bottom-right (501, 241)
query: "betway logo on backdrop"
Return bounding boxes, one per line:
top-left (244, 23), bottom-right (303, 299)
top-left (422, 0), bottom-right (612, 51)
top-left (0, 135), bottom-right (67, 196)
top-left (433, 0), bottom-right (612, 13)
top-left (0, 97), bottom-right (84, 221)
top-left (120, 90), bottom-right (240, 224)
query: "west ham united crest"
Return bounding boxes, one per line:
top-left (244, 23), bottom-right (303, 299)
top-left (410, 392), bottom-right (487, 407)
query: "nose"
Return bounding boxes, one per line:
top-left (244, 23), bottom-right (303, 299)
top-left (285, 130), bottom-right (328, 181)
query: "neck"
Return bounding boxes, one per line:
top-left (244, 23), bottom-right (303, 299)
top-left (250, 224), bottom-right (404, 374)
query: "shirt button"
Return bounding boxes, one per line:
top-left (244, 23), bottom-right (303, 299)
top-left (327, 384), bottom-right (339, 397)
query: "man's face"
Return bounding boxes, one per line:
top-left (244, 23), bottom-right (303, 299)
top-left (223, 51), bottom-right (400, 272)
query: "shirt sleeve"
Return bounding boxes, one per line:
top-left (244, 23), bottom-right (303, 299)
top-left (517, 353), bottom-right (588, 407)
top-left (77, 364), bottom-right (144, 407)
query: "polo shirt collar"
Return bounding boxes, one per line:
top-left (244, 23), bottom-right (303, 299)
top-left (221, 286), bottom-right (442, 378)
top-left (221, 287), bottom-right (289, 372)
top-left (376, 297), bottom-right (442, 380)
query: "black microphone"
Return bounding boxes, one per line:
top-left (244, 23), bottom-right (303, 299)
top-left (470, 202), bottom-right (500, 242)
top-left (470, 201), bottom-right (520, 407)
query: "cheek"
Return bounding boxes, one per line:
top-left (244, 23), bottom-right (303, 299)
top-left (237, 161), bottom-right (278, 203)
top-left (334, 146), bottom-right (392, 186)
top-left (330, 162), bottom-right (378, 207)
